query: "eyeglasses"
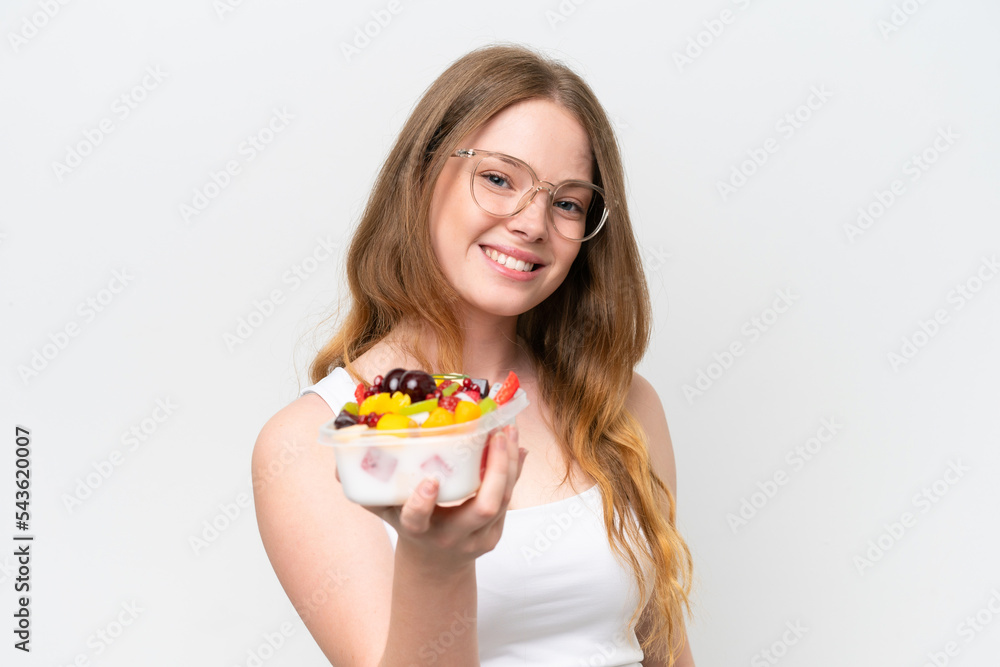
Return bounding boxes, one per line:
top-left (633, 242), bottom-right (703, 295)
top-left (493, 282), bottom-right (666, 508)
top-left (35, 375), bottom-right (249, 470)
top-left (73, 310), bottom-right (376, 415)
top-left (451, 149), bottom-right (608, 242)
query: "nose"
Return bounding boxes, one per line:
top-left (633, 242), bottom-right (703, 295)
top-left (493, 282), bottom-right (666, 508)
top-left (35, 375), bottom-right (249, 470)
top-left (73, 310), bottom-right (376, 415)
top-left (506, 186), bottom-right (550, 241)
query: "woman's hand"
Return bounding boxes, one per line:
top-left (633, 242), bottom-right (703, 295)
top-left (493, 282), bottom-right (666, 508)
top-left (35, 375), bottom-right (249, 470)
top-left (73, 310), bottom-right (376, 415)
top-left (357, 425), bottom-right (527, 573)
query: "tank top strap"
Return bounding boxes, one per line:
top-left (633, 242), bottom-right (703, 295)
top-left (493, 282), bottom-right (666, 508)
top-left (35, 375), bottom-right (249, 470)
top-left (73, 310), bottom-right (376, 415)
top-left (299, 367), bottom-right (357, 412)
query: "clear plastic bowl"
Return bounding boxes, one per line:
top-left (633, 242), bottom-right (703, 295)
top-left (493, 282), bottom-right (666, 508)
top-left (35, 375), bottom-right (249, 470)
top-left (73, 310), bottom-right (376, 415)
top-left (319, 389), bottom-right (529, 506)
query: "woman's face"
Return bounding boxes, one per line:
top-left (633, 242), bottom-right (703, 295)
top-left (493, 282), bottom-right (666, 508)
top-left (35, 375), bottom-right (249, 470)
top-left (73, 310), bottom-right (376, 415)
top-left (428, 98), bottom-right (592, 320)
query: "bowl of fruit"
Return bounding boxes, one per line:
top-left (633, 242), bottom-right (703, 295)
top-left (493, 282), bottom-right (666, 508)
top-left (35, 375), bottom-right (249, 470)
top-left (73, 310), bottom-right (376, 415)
top-left (319, 368), bottom-right (528, 506)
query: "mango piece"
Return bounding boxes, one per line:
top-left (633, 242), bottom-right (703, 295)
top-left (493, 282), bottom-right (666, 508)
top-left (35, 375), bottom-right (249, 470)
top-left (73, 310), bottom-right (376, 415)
top-left (454, 401), bottom-right (482, 424)
top-left (388, 391), bottom-right (411, 413)
top-left (423, 408), bottom-right (456, 429)
top-left (376, 413), bottom-right (417, 431)
top-left (359, 393), bottom-right (382, 415)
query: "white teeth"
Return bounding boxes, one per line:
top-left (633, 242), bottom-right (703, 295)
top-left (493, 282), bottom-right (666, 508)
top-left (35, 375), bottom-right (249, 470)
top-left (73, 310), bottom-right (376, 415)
top-left (483, 247), bottom-right (534, 272)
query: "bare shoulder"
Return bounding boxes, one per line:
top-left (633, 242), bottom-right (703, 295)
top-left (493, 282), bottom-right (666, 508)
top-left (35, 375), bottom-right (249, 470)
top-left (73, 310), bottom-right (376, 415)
top-left (252, 392), bottom-right (393, 666)
top-left (627, 373), bottom-right (695, 665)
top-left (625, 371), bottom-right (678, 497)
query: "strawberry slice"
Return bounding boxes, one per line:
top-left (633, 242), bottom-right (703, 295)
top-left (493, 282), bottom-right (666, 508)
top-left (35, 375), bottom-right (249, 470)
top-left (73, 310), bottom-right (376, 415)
top-left (493, 371), bottom-right (519, 405)
top-left (354, 382), bottom-right (367, 406)
top-left (360, 447), bottom-right (397, 482)
top-left (420, 455), bottom-right (454, 479)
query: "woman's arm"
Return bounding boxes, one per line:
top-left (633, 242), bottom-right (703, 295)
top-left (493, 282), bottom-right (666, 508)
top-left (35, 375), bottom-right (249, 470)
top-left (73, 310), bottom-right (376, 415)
top-left (376, 426), bottom-right (524, 666)
top-left (253, 394), bottom-right (524, 666)
top-left (627, 372), bottom-right (696, 667)
top-left (253, 395), bottom-right (395, 666)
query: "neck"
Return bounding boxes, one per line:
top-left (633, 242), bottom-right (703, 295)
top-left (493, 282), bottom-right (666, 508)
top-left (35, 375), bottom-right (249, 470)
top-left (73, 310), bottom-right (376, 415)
top-left (458, 306), bottom-right (526, 381)
top-left (394, 309), bottom-right (529, 383)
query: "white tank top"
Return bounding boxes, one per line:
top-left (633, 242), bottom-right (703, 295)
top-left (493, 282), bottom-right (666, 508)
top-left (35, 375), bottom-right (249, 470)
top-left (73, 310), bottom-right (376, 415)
top-left (302, 368), bottom-right (648, 666)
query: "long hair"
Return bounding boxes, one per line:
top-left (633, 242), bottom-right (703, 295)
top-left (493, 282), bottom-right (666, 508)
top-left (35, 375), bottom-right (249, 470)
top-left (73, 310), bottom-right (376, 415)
top-left (310, 44), bottom-right (693, 663)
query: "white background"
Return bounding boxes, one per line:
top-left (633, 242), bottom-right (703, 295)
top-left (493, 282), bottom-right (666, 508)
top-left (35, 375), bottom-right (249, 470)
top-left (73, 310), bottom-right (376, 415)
top-left (2, 0), bottom-right (999, 665)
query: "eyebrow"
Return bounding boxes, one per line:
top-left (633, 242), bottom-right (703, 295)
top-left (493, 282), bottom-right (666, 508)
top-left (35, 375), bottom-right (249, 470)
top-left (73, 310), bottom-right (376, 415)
top-left (495, 154), bottom-right (523, 170)
top-left (500, 152), bottom-right (592, 185)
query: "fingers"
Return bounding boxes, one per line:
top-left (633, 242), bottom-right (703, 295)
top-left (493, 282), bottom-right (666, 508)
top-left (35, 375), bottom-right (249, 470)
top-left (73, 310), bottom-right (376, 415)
top-left (471, 429), bottom-right (509, 515)
top-left (398, 477), bottom-right (439, 534)
top-left (468, 426), bottom-right (523, 522)
top-left (390, 426), bottom-right (527, 539)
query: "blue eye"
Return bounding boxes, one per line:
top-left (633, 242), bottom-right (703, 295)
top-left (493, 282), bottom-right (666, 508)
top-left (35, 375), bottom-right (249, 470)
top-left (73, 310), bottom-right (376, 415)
top-left (482, 172), bottom-right (510, 189)
top-left (553, 199), bottom-right (584, 216)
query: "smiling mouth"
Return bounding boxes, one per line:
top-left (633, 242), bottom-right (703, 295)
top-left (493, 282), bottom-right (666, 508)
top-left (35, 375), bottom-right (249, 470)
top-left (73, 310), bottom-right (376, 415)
top-left (482, 247), bottom-right (536, 272)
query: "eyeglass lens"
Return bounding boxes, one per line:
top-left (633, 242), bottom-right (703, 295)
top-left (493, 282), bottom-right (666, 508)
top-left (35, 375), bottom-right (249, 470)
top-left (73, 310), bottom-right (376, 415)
top-left (472, 155), bottom-right (605, 241)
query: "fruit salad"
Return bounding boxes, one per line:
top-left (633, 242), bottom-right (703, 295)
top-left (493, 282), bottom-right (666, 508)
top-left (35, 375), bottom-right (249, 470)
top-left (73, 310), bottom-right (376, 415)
top-left (333, 368), bottom-right (519, 433)
top-left (320, 368), bottom-right (528, 505)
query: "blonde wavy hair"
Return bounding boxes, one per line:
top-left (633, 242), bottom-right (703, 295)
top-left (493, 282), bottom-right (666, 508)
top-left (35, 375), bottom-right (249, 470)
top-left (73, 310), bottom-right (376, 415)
top-left (310, 44), bottom-right (693, 663)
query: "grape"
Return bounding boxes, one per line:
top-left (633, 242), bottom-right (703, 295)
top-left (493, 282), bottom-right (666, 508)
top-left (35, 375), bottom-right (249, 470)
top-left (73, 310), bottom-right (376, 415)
top-left (383, 368), bottom-right (407, 394)
top-left (334, 409), bottom-right (360, 429)
top-left (399, 370), bottom-right (437, 402)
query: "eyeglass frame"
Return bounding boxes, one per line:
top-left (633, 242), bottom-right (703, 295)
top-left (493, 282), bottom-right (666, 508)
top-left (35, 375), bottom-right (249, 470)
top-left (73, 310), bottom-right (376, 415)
top-left (450, 148), bottom-right (609, 242)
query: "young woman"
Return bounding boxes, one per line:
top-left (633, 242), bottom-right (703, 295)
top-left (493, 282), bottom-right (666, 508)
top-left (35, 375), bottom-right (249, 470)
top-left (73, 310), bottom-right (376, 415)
top-left (253, 44), bottom-right (694, 666)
